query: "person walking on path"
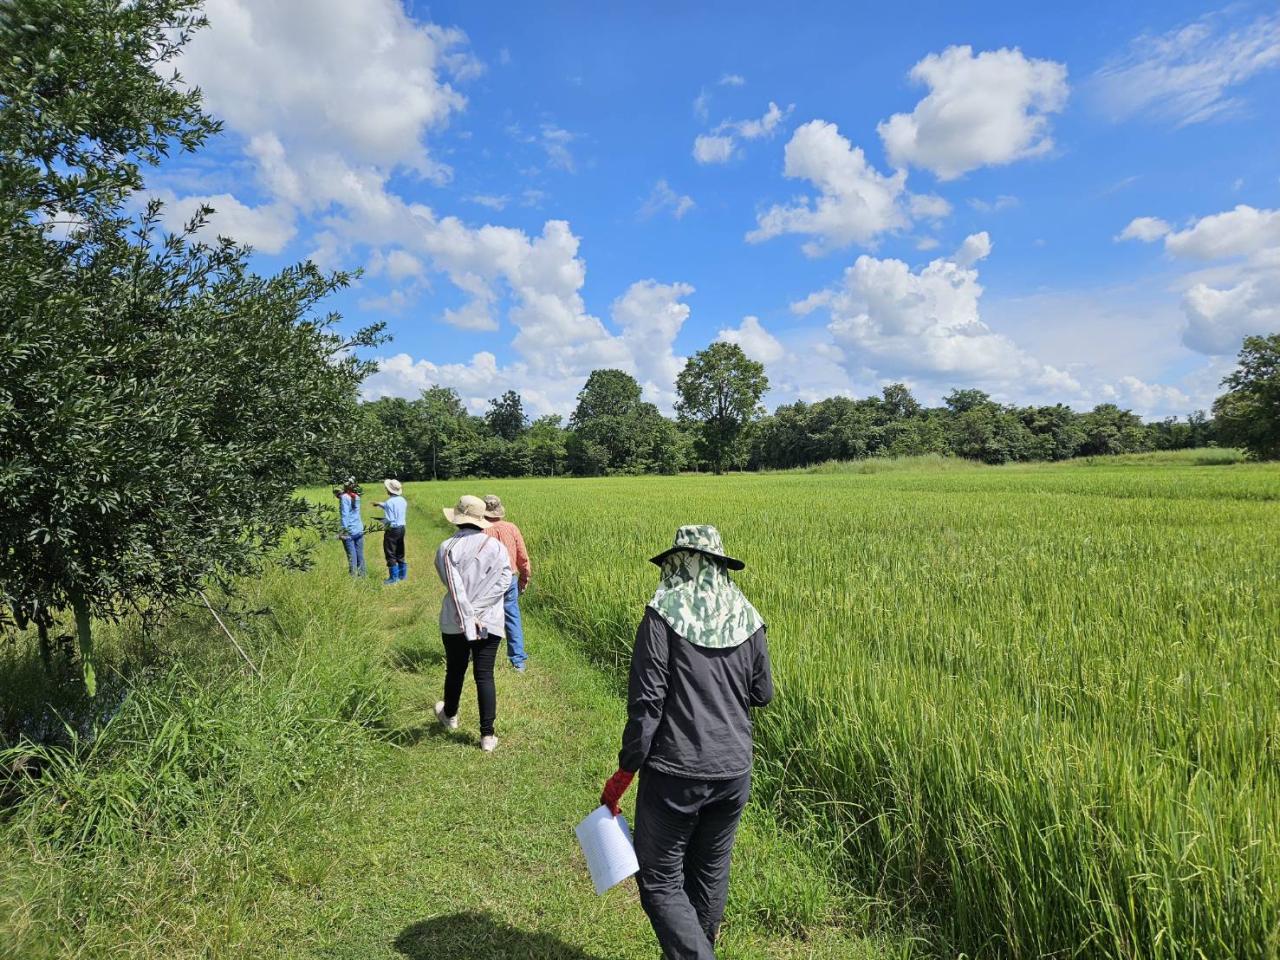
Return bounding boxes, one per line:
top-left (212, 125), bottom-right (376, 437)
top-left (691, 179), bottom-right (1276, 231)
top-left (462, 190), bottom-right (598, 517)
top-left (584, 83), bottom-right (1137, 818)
top-left (335, 478), bottom-right (365, 576)
top-left (375, 479), bottom-right (408, 584)
top-left (599, 525), bottom-right (773, 960)
top-left (482, 494), bottom-right (532, 672)
top-left (434, 495), bottom-right (512, 752)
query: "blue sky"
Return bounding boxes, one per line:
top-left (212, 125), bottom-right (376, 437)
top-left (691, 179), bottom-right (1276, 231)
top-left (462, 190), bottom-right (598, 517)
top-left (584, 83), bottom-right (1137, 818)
top-left (161, 1), bottom-right (1280, 417)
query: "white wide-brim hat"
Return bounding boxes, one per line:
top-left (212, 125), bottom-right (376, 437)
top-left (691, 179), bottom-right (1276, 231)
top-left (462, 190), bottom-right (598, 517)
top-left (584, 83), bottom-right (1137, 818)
top-left (384, 478), bottom-right (403, 496)
top-left (443, 494), bottom-right (492, 529)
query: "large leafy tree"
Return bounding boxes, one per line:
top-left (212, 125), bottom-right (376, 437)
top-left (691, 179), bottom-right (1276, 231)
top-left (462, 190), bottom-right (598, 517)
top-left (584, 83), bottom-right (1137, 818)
top-left (1214, 334), bottom-right (1280, 460)
top-left (485, 389), bottom-right (526, 441)
top-left (419, 385), bottom-right (469, 480)
top-left (0, 0), bottom-right (383, 691)
top-left (676, 342), bottom-right (768, 474)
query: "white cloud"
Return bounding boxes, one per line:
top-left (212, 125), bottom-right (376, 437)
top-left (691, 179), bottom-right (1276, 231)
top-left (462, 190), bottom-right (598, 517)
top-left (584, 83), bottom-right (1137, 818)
top-left (539, 124), bottom-right (577, 172)
top-left (908, 193), bottom-right (952, 222)
top-left (719, 73), bottom-right (746, 86)
top-left (612, 280), bottom-right (696, 406)
top-left (639, 180), bottom-right (695, 220)
top-left (1164, 205), bottom-right (1280, 260)
top-left (693, 89), bottom-right (711, 121)
top-left (799, 231), bottom-right (1079, 394)
top-left (746, 120), bottom-right (911, 254)
top-left (1122, 204), bottom-right (1280, 355)
top-left (1093, 10), bottom-right (1280, 126)
top-left (469, 194), bottom-right (509, 211)
top-left (969, 195), bottom-right (1019, 213)
top-left (717, 315), bottom-right (785, 364)
top-left (693, 101), bottom-right (792, 164)
top-left (693, 134), bottom-right (735, 164)
top-left (915, 236), bottom-right (941, 251)
top-left (1116, 216), bottom-right (1171, 243)
top-left (878, 45), bottom-right (1068, 180)
top-left (182, 0), bottom-right (474, 181)
top-left (151, 190), bottom-right (296, 253)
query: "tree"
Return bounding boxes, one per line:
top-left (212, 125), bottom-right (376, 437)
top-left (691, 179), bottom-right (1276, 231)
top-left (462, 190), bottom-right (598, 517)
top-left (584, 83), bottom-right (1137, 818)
top-left (527, 415), bottom-right (568, 476)
top-left (676, 342), bottom-right (768, 474)
top-left (1079, 404), bottom-right (1151, 456)
top-left (1213, 335), bottom-right (1280, 460)
top-left (485, 390), bottom-right (526, 441)
top-left (881, 383), bottom-right (921, 420)
top-left (569, 369), bottom-right (643, 428)
top-left (0, 0), bottom-right (383, 692)
top-left (419, 385), bottom-right (468, 480)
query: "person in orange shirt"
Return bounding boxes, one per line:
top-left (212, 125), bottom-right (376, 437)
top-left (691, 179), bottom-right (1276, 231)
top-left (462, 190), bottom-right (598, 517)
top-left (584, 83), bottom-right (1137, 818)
top-left (482, 495), bottom-right (531, 672)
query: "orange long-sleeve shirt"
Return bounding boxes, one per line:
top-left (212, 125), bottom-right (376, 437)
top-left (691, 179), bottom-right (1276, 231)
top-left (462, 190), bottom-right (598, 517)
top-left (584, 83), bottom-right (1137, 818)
top-left (485, 519), bottom-right (531, 590)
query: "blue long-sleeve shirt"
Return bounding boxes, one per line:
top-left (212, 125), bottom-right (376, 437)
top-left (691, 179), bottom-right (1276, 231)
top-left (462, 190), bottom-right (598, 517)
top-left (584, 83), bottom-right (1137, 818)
top-left (339, 493), bottom-right (363, 536)
top-left (380, 494), bottom-right (407, 527)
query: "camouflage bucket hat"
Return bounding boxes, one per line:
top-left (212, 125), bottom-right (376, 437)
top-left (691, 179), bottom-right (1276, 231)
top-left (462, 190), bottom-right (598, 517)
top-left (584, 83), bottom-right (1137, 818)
top-left (649, 524), bottom-right (744, 571)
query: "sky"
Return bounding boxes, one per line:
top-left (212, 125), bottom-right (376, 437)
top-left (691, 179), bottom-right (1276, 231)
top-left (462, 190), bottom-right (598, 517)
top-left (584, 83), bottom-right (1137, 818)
top-left (159, 0), bottom-right (1280, 419)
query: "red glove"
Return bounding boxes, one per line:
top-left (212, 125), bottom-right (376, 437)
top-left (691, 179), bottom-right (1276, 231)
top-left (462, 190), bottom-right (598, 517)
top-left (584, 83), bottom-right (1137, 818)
top-left (600, 768), bottom-right (635, 815)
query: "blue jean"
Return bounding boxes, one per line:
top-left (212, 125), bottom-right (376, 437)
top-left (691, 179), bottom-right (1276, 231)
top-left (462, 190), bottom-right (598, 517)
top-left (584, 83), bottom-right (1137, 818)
top-left (503, 578), bottom-right (527, 666)
top-left (341, 532), bottom-right (366, 576)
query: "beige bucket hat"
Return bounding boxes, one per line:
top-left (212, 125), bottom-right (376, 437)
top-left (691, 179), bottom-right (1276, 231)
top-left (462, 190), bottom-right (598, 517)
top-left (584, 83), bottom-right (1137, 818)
top-left (482, 494), bottom-right (506, 520)
top-left (384, 478), bottom-right (403, 496)
top-left (443, 494), bottom-right (492, 529)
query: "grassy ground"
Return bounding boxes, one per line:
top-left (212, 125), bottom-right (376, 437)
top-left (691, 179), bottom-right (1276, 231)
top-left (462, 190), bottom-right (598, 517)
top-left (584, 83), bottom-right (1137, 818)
top-left (1, 505), bottom-right (922, 959)
top-left (249, 511), bottom-right (921, 960)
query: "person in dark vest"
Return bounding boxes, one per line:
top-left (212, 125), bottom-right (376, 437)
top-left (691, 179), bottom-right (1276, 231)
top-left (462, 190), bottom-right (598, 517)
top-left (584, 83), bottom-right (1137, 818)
top-left (599, 525), bottom-right (773, 959)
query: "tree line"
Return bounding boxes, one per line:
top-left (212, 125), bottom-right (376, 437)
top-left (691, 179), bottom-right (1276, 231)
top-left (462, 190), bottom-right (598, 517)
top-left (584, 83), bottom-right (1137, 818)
top-left (363, 343), bottom-right (1234, 481)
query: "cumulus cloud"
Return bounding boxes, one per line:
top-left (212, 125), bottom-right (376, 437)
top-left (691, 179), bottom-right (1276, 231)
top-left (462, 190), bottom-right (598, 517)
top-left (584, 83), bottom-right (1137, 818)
top-left (151, 190), bottom-right (296, 253)
top-left (1122, 204), bottom-right (1280, 355)
top-left (612, 280), bottom-right (696, 406)
top-left (878, 45), bottom-right (1068, 180)
top-left (1093, 9), bottom-right (1280, 126)
top-left (1116, 216), bottom-right (1171, 243)
top-left (746, 120), bottom-right (912, 255)
top-left (794, 232), bottom-right (1079, 394)
top-left (717, 316), bottom-right (785, 365)
top-left (639, 180), bottom-right (696, 220)
top-left (693, 101), bottom-right (791, 164)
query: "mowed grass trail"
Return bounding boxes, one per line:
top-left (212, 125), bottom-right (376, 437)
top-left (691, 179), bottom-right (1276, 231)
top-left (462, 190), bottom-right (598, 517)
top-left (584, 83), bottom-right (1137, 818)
top-left (234, 506), bottom-right (921, 960)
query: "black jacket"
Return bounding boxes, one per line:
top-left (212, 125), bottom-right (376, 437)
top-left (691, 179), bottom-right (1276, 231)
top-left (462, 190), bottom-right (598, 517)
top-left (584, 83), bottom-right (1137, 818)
top-left (619, 606), bottom-right (773, 780)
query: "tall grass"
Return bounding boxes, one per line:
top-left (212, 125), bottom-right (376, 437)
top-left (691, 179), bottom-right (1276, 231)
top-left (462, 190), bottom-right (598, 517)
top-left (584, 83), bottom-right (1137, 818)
top-left (428, 456), bottom-right (1280, 958)
top-left (0, 559), bottom-right (391, 959)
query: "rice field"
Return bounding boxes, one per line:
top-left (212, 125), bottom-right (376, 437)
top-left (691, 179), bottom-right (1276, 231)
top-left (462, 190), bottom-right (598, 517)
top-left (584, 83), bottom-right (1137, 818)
top-left (418, 453), bottom-right (1280, 959)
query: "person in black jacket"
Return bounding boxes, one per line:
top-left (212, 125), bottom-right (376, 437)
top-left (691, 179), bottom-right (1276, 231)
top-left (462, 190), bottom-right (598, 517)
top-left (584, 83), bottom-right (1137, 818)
top-left (600, 525), bottom-right (773, 960)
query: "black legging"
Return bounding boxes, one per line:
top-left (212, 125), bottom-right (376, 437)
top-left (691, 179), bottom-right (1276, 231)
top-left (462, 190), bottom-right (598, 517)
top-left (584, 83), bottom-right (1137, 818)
top-left (442, 632), bottom-right (499, 736)
top-left (383, 525), bottom-right (405, 569)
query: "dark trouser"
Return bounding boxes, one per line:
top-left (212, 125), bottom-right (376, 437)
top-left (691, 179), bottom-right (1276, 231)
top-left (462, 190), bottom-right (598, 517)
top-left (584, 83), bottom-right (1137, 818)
top-left (441, 632), bottom-right (499, 736)
top-left (382, 524), bottom-right (406, 569)
top-left (634, 768), bottom-right (751, 960)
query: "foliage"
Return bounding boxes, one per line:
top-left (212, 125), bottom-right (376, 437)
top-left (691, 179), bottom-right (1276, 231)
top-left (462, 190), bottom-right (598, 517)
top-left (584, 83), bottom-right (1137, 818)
top-left (0, 0), bottom-right (381, 691)
top-left (485, 389), bottom-right (526, 442)
top-left (1213, 334), bottom-right (1280, 460)
top-left (676, 342), bottom-right (769, 474)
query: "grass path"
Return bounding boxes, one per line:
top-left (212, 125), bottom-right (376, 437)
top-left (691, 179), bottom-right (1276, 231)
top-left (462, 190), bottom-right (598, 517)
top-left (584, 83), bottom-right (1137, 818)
top-left (251, 516), bottom-right (920, 960)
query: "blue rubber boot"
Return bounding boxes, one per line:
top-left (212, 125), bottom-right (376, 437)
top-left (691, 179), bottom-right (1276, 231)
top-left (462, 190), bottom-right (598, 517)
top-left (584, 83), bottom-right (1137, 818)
top-left (383, 565), bottom-right (397, 585)
top-left (399, 561), bottom-right (408, 582)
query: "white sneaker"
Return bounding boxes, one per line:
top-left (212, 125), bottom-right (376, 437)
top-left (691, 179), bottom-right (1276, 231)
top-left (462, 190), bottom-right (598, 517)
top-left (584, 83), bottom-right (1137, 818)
top-left (434, 701), bottom-right (458, 730)
top-left (480, 735), bottom-right (498, 752)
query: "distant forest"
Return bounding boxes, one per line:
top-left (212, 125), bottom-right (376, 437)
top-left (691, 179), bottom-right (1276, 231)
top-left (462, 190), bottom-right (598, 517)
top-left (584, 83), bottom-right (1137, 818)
top-left (361, 365), bottom-right (1217, 481)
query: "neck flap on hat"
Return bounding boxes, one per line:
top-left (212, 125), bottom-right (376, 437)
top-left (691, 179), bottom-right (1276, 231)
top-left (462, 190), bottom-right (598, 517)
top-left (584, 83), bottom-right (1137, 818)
top-left (648, 551), bottom-right (763, 649)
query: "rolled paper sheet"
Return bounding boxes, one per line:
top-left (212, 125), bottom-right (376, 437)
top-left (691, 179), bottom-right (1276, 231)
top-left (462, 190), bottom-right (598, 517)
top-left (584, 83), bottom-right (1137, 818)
top-left (575, 805), bottom-right (639, 895)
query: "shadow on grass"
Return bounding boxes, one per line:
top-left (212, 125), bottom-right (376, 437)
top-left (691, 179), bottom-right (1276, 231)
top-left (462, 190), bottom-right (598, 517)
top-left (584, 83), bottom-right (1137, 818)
top-left (388, 644), bottom-right (444, 673)
top-left (394, 911), bottom-right (607, 959)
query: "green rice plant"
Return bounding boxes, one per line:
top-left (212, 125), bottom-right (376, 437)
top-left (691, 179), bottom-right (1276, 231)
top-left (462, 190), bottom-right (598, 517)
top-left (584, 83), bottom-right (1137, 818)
top-left (426, 455), bottom-right (1280, 958)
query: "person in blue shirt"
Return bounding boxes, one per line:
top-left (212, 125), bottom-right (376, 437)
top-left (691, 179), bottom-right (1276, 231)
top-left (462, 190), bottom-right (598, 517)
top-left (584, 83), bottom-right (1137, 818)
top-left (375, 478), bottom-right (408, 584)
top-left (334, 478), bottom-right (365, 576)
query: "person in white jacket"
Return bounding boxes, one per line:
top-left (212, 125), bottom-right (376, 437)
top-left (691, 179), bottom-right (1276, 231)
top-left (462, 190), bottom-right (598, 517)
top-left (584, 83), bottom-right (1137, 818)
top-left (434, 494), bottom-right (513, 752)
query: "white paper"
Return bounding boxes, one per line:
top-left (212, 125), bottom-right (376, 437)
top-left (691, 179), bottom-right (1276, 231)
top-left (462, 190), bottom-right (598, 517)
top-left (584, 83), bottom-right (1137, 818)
top-left (575, 805), bottom-right (639, 895)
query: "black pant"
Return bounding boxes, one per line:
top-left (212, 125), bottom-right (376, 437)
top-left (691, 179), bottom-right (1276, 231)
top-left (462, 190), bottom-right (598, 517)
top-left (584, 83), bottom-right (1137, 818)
top-left (441, 632), bottom-right (499, 736)
top-left (633, 768), bottom-right (751, 960)
top-left (383, 524), bottom-right (405, 568)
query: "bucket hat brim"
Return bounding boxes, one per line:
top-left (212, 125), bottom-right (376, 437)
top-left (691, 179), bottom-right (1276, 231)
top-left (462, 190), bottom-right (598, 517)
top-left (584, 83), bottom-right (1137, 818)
top-left (442, 507), bottom-right (491, 529)
top-left (649, 546), bottom-right (745, 571)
